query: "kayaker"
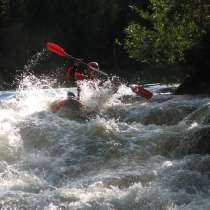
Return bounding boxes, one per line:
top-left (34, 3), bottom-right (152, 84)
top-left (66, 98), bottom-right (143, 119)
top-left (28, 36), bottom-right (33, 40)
top-left (65, 60), bottom-right (86, 84)
top-left (65, 61), bottom-right (100, 100)
top-left (47, 42), bottom-right (153, 103)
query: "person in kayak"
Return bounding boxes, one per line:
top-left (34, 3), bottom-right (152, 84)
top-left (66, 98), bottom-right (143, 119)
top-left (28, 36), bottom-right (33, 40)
top-left (65, 61), bottom-right (100, 100)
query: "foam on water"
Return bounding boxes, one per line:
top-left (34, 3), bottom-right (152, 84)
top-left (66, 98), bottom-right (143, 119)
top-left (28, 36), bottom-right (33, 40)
top-left (1, 74), bottom-right (210, 209)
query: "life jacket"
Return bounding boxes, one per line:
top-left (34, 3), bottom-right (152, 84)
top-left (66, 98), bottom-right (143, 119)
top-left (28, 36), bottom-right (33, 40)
top-left (75, 72), bottom-right (85, 80)
top-left (65, 66), bottom-right (85, 81)
top-left (65, 66), bottom-right (75, 81)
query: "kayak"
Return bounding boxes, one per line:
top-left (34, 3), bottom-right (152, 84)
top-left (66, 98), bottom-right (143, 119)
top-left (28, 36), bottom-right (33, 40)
top-left (49, 97), bottom-right (83, 113)
top-left (49, 97), bottom-right (96, 120)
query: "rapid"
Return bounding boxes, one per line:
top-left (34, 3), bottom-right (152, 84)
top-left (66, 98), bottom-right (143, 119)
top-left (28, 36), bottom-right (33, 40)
top-left (1, 74), bottom-right (210, 210)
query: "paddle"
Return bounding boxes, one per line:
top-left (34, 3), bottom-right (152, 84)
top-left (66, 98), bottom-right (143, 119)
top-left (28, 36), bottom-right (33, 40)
top-left (47, 42), bottom-right (153, 100)
top-left (47, 42), bottom-right (108, 77)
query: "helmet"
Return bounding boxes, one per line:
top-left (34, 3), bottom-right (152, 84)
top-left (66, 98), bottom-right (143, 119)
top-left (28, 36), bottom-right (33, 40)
top-left (88, 62), bottom-right (99, 70)
top-left (67, 91), bottom-right (76, 98)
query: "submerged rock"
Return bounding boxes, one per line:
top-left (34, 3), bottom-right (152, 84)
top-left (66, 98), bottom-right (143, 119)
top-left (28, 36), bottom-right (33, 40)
top-left (179, 126), bottom-right (210, 154)
top-left (176, 76), bottom-right (207, 94)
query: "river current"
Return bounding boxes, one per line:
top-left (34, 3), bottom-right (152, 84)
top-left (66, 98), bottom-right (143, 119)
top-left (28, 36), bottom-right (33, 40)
top-left (0, 75), bottom-right (210, 210)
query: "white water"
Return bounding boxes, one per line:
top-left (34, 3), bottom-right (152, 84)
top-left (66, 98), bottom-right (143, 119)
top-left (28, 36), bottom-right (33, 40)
top-left (0, 75), bottom-right (210, 209)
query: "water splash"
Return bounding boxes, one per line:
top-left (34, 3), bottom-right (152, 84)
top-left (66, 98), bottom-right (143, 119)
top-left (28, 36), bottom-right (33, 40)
top-left (1, 79), bottom-right (210, 209)
top-left (78, 79), bottom-right (133, 112)
top-left (23, 48), bottom-right (48, 72)
top-left (14, 74), bottom-right (57, 116)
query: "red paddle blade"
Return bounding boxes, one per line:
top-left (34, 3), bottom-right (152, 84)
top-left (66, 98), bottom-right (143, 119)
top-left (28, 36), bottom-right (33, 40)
top-left (131, 85), bottom-right (153, 100)
top-left (47, 42), bottom-right (65, 57)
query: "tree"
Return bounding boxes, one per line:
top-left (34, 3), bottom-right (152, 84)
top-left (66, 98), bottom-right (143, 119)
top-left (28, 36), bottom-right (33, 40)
top-left (124, 0), bottom-right (210, 64)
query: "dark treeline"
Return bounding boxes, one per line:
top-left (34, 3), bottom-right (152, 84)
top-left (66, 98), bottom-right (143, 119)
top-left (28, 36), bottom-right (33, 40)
top-left (1, 0), bottom-right (210, 93)
top-left (0, 0), bottom-right (147, 89)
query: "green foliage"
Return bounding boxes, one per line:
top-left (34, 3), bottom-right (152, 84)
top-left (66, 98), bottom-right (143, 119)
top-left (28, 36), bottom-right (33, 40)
top-left (124, 0), bottom-right (210, 64)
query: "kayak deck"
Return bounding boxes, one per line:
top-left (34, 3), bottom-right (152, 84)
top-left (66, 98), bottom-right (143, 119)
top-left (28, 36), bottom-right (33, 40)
top-left (49, 97), bottom-right (96, 120)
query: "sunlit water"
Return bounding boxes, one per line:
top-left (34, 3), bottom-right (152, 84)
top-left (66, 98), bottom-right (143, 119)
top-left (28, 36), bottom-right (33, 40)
top-left (1, 75), bottom-right (210, 210)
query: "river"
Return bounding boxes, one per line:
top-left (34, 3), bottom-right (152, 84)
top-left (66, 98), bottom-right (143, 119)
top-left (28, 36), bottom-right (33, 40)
top-left (0, 75), bottom-right (210, 210)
